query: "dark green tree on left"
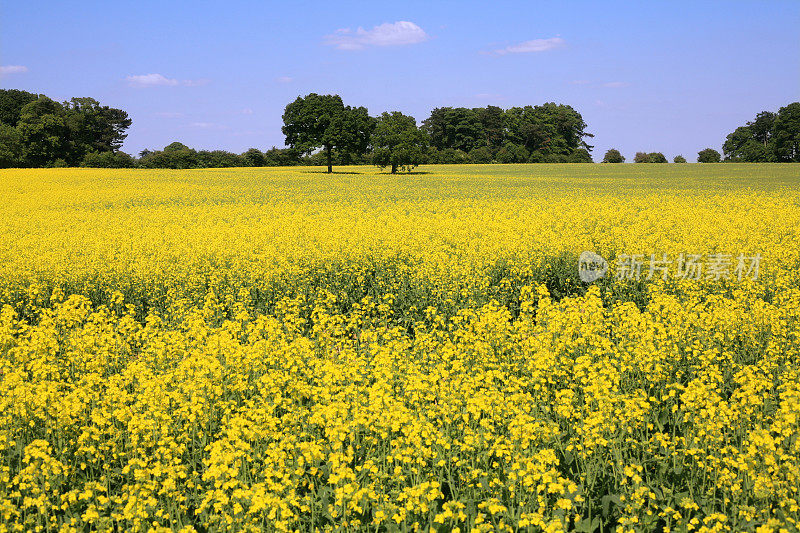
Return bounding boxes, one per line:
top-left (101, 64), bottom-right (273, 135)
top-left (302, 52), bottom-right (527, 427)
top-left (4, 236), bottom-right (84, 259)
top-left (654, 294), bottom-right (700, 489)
top-left (282, 93), bottom-right (374, 173)
top-left (0, 89), bottom-right (131, 167)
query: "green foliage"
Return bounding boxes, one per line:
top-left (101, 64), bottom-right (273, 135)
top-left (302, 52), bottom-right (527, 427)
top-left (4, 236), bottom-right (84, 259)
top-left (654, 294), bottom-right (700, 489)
top-left (0, 89), bottom-right (40, 127)
top-left (495, 142), bottom-right (529, 164)
top-left (282, 93), bottom-right (374, 173)
top-left (634, 152), bottom-right (667, 163)
top-left (468, 146), bottom-right (493, 163)
top-left (428, 148), bottom-right (470, 164)
top-left (722, 103), bottom-right (799, 162)
top-left (371, 111), bottom-right (428, 173)
top-left (421, 103), bottom-right (593, 163)
top-left (697, 148), bottom-right (721, 163)
top-left (602, 148), bottom-right (625, 163)
top-left (16, 96), bottom-right (70, 167)
top-left (242, 148), bottom-right (266, 167)
top-left (0, 91), bottom-right (130, 168)
top-left (772, 102), bottom-right (800, 162)
top-left (264, 147), bottom-right (301, 166)
top-left (673, 155), bottom-right (687, 163)
top-left (567, 148), bottom-right (593, 162)
top-left (81, 151), bottom-right (135, 168)
top-left (164, 141), bottom-right (191, 152)
top-left (422, 107), bottom-right (484, 152)
top-left (0, 123), bottom-right (23, 168)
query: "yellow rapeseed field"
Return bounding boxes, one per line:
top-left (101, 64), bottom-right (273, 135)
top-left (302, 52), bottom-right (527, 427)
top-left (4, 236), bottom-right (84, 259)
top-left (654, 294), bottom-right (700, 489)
top-left (0, 164), bottom-right (799, 532)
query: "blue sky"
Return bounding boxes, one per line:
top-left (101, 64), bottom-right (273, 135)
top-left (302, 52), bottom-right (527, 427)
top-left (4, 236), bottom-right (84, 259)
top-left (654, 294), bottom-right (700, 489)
top-left (2, 0), bottom-right (798, 161)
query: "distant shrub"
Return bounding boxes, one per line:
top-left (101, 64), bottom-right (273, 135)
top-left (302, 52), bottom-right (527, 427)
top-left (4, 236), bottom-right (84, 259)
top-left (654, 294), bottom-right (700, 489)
top-left (82, 151), bottom-right (135, 168)
top-left (697, 148), bottom-right (721, 163)
top-left (468, 147), bottom-right (493, 164)
top-left (602, 149), bottom-right (625, 163)
top-left (495, 143), bottom-right (530, 164)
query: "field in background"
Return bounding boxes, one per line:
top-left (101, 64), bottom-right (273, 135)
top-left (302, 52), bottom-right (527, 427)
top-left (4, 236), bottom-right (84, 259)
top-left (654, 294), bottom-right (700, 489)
top-left (0, 164), bottom-right (799, 531)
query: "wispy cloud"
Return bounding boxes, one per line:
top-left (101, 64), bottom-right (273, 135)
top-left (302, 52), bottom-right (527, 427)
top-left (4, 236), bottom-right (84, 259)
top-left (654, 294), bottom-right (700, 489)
top-left (127, 73), bottom-right (178, 87)
top-left (492, 37), bottom-right (565, 55)
top-left (570, 79), bottom-right (590, 85)
top-left (324, 21), bottom-right (428, 50)
top-left (0, 65), bottom-right (28, 75)
top-left (182, 78), bottom-right (210, 87)
top-left (188, 122), bottom-right (228, 130)
top-left (276, 76), bottom-right (293, 83)
top-left (239, 108), bottom-right (254, 115)
top-left (602, 81), bottom-right (630, 88)
top-left (126, 73), bottom-right (208, 88)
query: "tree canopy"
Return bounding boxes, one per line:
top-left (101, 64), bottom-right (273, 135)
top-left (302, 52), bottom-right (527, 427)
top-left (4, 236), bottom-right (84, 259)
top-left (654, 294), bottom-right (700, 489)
top-left (602, 148), bottom-right (625, 163)
top-left (422, 103), bottom-right (593, 163)
top-left (370, 111), bottom-right (428, 173)
top-left (0, 90), bottom-right (131, 168)
top-left (282, 93), bottom-right (374, 173)
top-left (722, 103), bottom-right (800, 162)
top-left (697, 148), bottom-right (721, 163)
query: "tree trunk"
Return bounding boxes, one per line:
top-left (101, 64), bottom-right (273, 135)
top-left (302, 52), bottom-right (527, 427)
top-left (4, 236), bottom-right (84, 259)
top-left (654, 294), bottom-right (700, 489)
top-left (391, 162), bottom-right (397, 174)
top-left (326, 145), bottom-right (332, 173)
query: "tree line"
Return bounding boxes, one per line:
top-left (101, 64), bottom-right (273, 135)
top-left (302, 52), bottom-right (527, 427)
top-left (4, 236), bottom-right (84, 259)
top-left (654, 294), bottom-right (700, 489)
top-left (280, 93), bottom-right (595, 172)
top-left (1, 88), bottom-right (797, 169)
top-left (0, 89), bottom-right (131, 168)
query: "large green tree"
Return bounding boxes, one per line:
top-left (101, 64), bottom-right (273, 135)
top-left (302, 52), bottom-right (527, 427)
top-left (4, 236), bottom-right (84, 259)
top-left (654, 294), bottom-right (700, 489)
top-left (64, 97), bottom-right (131, 163)
top-left (0, 123), bottom-right (22, 168)
top-left (282, 93), bottom-right (374, 173)
top-left (0, 89), bottom-right (40, 127)
top-left (772, 102), bottom-right (800, 162)
top-left (722, 126), bottom-right (769, 162)
top-left (16, 96), bottom-right (70, 167)
top-left (475, 105), bottom-right (505, 151)
top-left (422, 107), bottom-right (484, 153)
top-left (0, 90), bottom-right (131, 167)
top-left (722, 103), bottom-right (799, 161)
top-left (371, 112), bottom-right (428, 173)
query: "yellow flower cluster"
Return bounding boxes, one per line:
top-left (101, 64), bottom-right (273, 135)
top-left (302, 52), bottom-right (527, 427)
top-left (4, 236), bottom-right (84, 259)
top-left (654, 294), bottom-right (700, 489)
top-left (0, 164), bottom-right (798, 532)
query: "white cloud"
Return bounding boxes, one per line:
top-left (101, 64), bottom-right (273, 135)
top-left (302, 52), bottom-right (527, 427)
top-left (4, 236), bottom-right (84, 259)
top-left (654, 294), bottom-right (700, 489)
top-left (182, 78), bottom-right (210, 87)
top-left (602, 81), bottom-right (630, 88)
top-left (0, 65), bottom-right (28, 75)
top-left (188, 122), bottom-right (229, 130)
top-left (276, 76), bottom-right (293, 83)
top-left (126, 73), bottom-right (208, 87)
top-left (240, 108), bottom-right (254, 115)
top-left (324, 21), bottom-right (428, 50)
top-left (126, 73), bottom-right (179, 87)
top-left (493, 37), bottom-right (565, 55)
